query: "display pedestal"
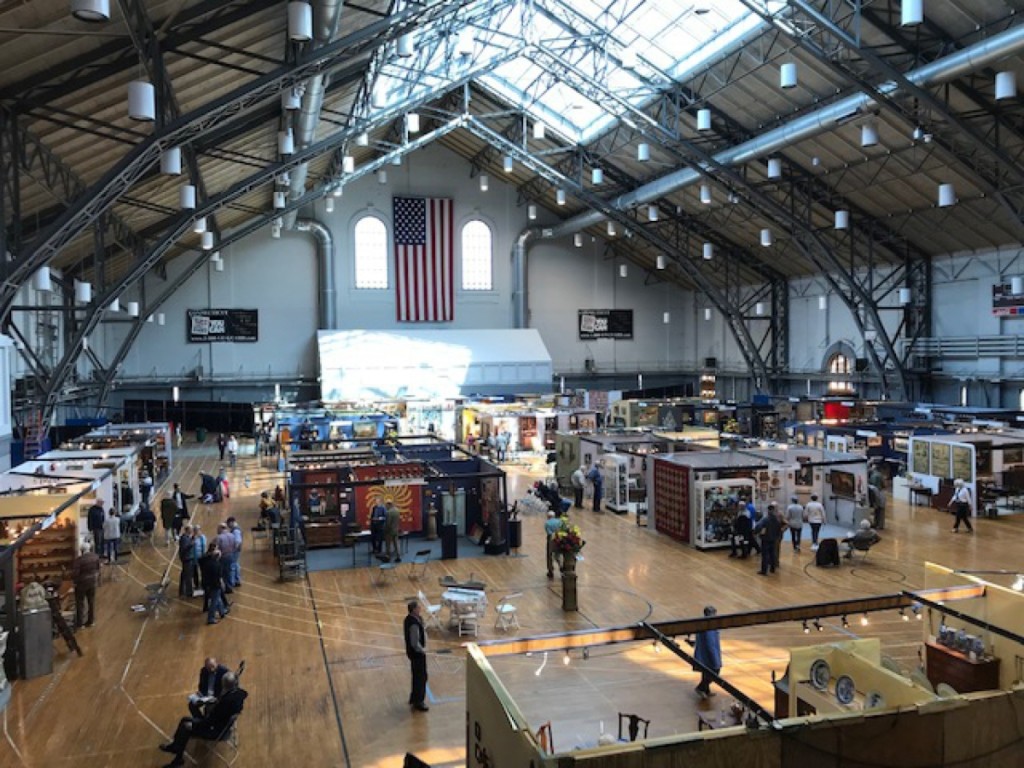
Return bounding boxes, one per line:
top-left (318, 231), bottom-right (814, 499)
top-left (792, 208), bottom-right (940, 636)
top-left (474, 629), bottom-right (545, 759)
top-left (426, 507), bottom-right (438, 541)
top-left (508, 519), bottom-right (523, 556)
top-left (561, 557), bottom-right (578, 611)
top-left (18, 608), bottom-right (53, 680)
top-left (440, 524), bottom-right (458, 560)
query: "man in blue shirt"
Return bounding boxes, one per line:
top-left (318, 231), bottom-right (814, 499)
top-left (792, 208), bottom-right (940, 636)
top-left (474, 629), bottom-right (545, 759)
top-left (544, 511), bottom-right (562, 579)
top-left (586, 464), bottom-right (603, 512)
top-left (693, 605), bottom-right (722, 699)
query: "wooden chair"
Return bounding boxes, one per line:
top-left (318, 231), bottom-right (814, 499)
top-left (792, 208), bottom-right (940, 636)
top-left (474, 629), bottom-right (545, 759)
top-left (618, 712), bottom-right (650, 742)
top-left (536, 721), bottom-right (554, 754)
top-left (417, 590), bottom-right (444, 631)
top-left (408, 549), bottom-right (431, 580)
top-left (493, 592), bottom-right (522, 632)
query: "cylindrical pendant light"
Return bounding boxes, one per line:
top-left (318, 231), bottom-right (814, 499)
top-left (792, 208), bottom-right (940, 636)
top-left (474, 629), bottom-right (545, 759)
top-left (663, 311), bottom-right (671, 324)
top-left (656, 255), bottom-right (666, 270)
top-left (278, 129), bottom-right (294, 155)
top-left (619, 264), bottom-right (628, 278)
top-left (377, 169), bottom-right (387, 184)
top-left (160, 147), bottom-right (182, 175)
top-left (146, 314), bottom-right (154, 324)
top-left (755, 301), bottom-right (766, 316)
top-left (760, 228), bottom-right (773, 247)
top-left (834, 209), bottom-right (850, 229)
top-left (332, 185), bottom-right (343, 198)
top-left (704, 308), bottom-right (712, 321)
top-left (703, 242), bottom-right (713, 260)
top-left (356, 132), bottom-right (369, 147)
top-left (128, 81), bottom-right (155, 121)
top-left (157, 313), bottom-right (165, 326)
top-left (637, 142), bottom-right (650, 162)
top-left (288, 1), bottom-right (313, 42)
top-left (528, 204), bottom-right (537, 220)
top-left (406, 112), bottom-right (420, 133)
top-left (71, 0), bottom-right (110, 22)
top-left (210, 251), bottom-right (220, 264)
top-left (647, 204), bottom-right (658, 222)
top-left (214, 259), bottom-right (224, 272)
top-left (342, 155), bottom-right (355, 174)
top-left (901, 0), bottom-right (923, 26)
top-left (32, 267), bottom-right (52, 292)
top-left (556, 188), bottom-right (566, 206)
top-left (532, 121), bottom-right (546, 140)
top-left (696, 108), bottom-right (711, 132)
top-left (1012, 276), bottom-right (1024, 295)
top-left (179, 184), bottom-right (196, 209)
top-left (273, 191), bottom-right (286, 209)
top-left (390, 154), bottom-right (401, 168)
top-left (271, 225), bottom-right (281, 239)
top-left (193, 216), bottom-right (207, 234)
top-left (74, 280), bottom-right (92, 304)
top-left (282, 89), bottom-right (301, 111)
top-left (996, 71), bottom-right (1017, 100)
top-left (109, 298), bottom-right (120, 313)
top-left (201, 231), bottom-right (215, 250)
top-left (818, 295), bottom-right (828, 311)
top-left (938, 182), bottom-right (956, 207)
top-left (780, 62), bottom-right (797, 89)
top-left (699, 183), bottom-right (712, 204)
top-left (504, 156), bottom-right (514, 173)
top-left (861, 121), bottom-right (879, 147)
top-left (574, 233), bottom-right (583, 247)
top-left (767, 157), bottom-right (782, 178)
top-left (479, 174), bottom-right (489, 192)
top-left (591, 168), bottom-right (603, 185)
top-left (397, 32), bottom-right (415, 58)
top-left (325, 198), bottom-right (335, 213)
top-left (127, 301), bottom-right (139, 317)
top-left (607, 221), bottom-right (616, 236)
top-left (899, 287), bottom-right (912, 305)
top-left (456, 28), bottom-right (474, 56)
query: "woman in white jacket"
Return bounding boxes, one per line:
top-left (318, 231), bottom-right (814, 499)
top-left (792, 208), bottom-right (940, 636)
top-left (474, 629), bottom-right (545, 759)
top-left (102, 508), bottom-right (122, 563)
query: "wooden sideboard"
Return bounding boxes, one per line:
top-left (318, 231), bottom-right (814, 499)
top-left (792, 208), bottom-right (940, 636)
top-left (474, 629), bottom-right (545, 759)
top-left (925, 641), bottom-right (1000, 693)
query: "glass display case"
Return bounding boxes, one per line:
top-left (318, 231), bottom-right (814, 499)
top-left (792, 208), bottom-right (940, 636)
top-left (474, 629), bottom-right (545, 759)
top-left (693, 479), bottom-right (755, 550)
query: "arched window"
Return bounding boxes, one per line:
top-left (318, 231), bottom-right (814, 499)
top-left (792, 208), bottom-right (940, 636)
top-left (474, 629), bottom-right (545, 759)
top-left (354, 215), bottom-right (388, 289)
top-left (827, 353), bottom-right (853, 394)
top-left (461, 220), bottom-right (492, 291)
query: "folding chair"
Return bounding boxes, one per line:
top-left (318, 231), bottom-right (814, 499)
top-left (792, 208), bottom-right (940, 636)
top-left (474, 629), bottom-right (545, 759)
top-left (618, 712), bottom-right (650, 742)
top-left (493, 592), bottom-right (523, 632)
top-left (377, 560), bottom-right (399, 585)
top-left (536, 721), bottom-right (554, 754)
top-left (408, 549), bottom-right (431, 580)
top-left (191, 712), bottom-right (241, 766)
top-left (417, 590), bottom-right (444, 631)
top-left (144, 579), bottom-right (171, 616)
top-left (455, 603), bottom-right (479, 637)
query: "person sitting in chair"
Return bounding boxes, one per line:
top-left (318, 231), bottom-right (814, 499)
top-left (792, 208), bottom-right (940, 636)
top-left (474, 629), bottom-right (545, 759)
top-left (842, 519), bottom-right (880, 559)
top-left (188, 657), bottom-right (230, 718)
top-left (160, 671), bottom-right (247, 767)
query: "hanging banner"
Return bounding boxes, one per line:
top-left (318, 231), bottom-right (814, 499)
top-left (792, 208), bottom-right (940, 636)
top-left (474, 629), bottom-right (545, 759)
top-left (187, 309), bottom-right (258, 342)
top-left (578, 309), bottom-right (633, 339)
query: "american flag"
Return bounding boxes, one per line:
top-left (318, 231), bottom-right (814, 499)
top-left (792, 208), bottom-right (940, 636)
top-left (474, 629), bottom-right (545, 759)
top-left (393, 196), bottom-right (454, 322)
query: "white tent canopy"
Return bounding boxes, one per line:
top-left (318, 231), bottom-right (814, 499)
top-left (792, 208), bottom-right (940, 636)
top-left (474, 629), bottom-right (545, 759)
top-left (318, 329), bottom-right (553, 400)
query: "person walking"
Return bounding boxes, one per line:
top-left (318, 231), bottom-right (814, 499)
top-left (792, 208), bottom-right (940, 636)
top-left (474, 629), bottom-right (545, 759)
top-left (693, 605), bottom-right (722, 699)
top-left (949, 478), bottom-right (975, 533)
top-left (753, 502), bottom-right (782, 575)
top-left (544, 510), bottom-right (562, 578)
top-left (87, 497), bottom-right (106, 557)
top-left (161, 497), bottom-right (178, 548)
top-left (227, 517), bottom-right (243, 588)
top-left (191, 523), bottom-right (207, 593)
top-left (586, 464), bottom-right (604, 512)
top-left (785, 496), bottom-right (805, 553)
top-left (139, 470), bottom-right (154, 508)
top-left (404, 601), bottom-right (429, 712)
top-left (570, 466), bottom-right (585, 509)
top-left (226, 434), bottom-right (239, 468)
top-left (216, 433), bottom-right (227, 462)
top-left (103, 508), bottom-right (121, 564)
top-left (199, 543), bottom-right (229, 624)
top-left (805, 494), bottom-right (826, 549)
top-left (178, 525), bottom-right (196, 598)
top-left (384, 501), bottom-right (402, 562)
top-left (369, 500), bottom-right (388, 554)
top-left (215, 523), bottom-right (237, 595)
top-left (72, 542), bottom-right (101, 629)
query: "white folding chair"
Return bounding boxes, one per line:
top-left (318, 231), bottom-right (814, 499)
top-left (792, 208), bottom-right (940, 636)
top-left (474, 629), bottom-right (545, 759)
top-left (417, 590), bottom-right (444, 631)
top-left (493, 592), bottom-right (522, 632)
top-left (457, 606), bottom-right (479, 638)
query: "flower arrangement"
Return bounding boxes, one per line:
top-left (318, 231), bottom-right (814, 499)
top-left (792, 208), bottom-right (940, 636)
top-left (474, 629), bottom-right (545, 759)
top-left (551, 518), bottom-right (586, 555)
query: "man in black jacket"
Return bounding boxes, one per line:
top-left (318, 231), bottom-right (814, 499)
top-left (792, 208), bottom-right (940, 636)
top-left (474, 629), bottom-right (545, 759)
top-left (87, 498), bottom-right (106, 555)
top-left (404, 601), bottom-right (429, 712)
top-left (189, 657), bottom-right (230, 717)
top-left (753, 502), bottom-right (782, 575)
top-left (160, 672), bottom-right (246, 766)
top-left (177, 525), bottom-right (195, 598)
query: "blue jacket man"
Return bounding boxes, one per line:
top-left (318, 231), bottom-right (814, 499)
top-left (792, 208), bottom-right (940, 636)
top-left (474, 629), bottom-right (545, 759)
top-left (586, 465), bottom-right (603, 512)
top-left (693, 605), bottom-right (722, 698)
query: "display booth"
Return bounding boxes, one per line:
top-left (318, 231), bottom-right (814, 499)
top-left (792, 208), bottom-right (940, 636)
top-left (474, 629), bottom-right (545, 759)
top-left (69, 422), bottom-right (174, 477)
top-left (462, 403), bottom-right (598, 456)
top-left (35, 447), bottom-right (141, 520)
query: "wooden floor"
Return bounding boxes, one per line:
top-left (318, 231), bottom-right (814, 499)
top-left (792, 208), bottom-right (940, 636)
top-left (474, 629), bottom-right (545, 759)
top-left (3, 441), bottom-right (1024, 768)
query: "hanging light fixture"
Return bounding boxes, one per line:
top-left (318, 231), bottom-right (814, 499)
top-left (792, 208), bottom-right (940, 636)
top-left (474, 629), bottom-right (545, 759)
top-left (528, 204), bottom-right (537, 220)
top-left (274, 191), bottom-right (286, 209)
top-left (656, 255), bottom-right (666, 270)
top-left (71, 0), bottom-right (110, 22)
top-left (574, 233), bottom-right (583, 247)
top-left (700, 184), bottom-right (712, 204)
top-left (479, 174), bottom-right (489, 192)
top-left (696, 108), bottom-right (711, 132)
top-left (193, 216), bottom-right (207, 234)
top-left (901, 0), bottom-right (923, 26)
top-left (214, 259), bottom-right (224, 272)
top-left (591, 168), bottom-right (603, 185)
top-left (938, 182), bottom-right (956, 207)
top-left (760, 228), bottom-right (773, 247)
top-left (128, 80), bottom-right (156, 121)
top-left (406, 112), bottom-right (420, 133)
top-left (619, 264), bottom-right (628, 278)
top-left (356, 132), bottom-right (370, 147)
top-left (377, 169), bottom-right (388, 184)
top-left (767, 158), bottom-right (782, 178)
top-left (109, 298), bottom-right (120, 313)
top-left (342, 155), bottom-right (355, 174)
top-left (996, 71), bottom-right (1017, 100)
top-left (663, 311), bottom-right (671, 324)
top-left (503, 156), bottom-right (514, 173)
top-left (332, 185), bottom-right (344, 198)
top-left (325, 198), bottom-right (335, 213)
top-left (147, 314), bottom-right (154, 324)
top-left (899, 287), bottom-right (912, 305)
top-left (160, 147), bottom-right (182, 175)
top-left (780, 62), bottom-right (798, 89)
top-left (532, 121), bottom-right (546, 140)
top-left (282, 89), bottom-right (301, 111)
top-left (74, 280), bottom-right (92, 304)
top-left (278, 129), bottom-right (295, 155)
top-left (647, 204), bottom-right (658, 222)
top-left (818, 295), bottom-right (828, 311)
top-left (861, 121), bottom-right (879, 147)
top-left (32, 267), bottom-right (52, 292)
top-left (172, 386), bottom-right (180, 403)
top-left (702, 242), bottom-right (713, 260)
top-left (834, 209), bottom-right (850, 229)
top-left (556, 188), bottom-right (566, 206)
top-left (271, 225), bottom-right (282, 239)
top-left (127, 301), bottom-right (140, 317)
top-left (157, 313), bottom-right (166, 326)
top-left (607, 221), bottom-right (617, 236)
top-left (288, 1), bottom-right (313, 42)
top-left (179, 184), bottom-right (196, 209)
top-left (210, 251), bottom-right (221, 264)
top-left (397, 32), bottom-right (415, 58)
top-left (201, 231), bottom-right (215, 250)
top-left (755, 301), bottom-right (766, 316)
top-left (637, 142), bottom-right (650, 162)
top-left (456, 27), bottom-right (474, 56)
top-left (704, 307), bottom-right (712, 321)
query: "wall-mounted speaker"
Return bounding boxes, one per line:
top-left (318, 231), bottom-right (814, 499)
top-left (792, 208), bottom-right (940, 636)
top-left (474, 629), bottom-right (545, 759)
top-left (854, 357), bottom-right (869, 372)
